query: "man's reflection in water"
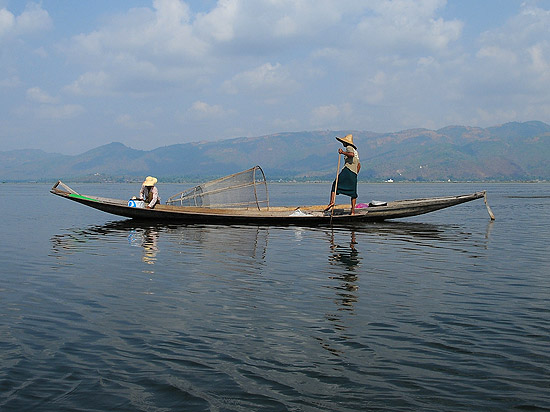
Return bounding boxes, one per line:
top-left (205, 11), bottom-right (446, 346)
top-left (328, 230), bottom-right (361, 311)
top-left (318, 230), bottom-right (362, 355)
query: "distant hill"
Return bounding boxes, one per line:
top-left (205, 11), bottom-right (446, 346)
top-left (2, 121), bottom-right (550, 182)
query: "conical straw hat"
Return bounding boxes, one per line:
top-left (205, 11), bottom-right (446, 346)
top-left (336, 134), bottom-right (356, 149)
top-left (143, 176), bottom-right (157, 186)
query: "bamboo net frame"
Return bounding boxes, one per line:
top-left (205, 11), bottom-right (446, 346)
top-left (166, 166), bottom-right (270, 210)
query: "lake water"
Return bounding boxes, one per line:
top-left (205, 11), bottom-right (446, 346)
top-left (1, 182), bottom-right (549, 411)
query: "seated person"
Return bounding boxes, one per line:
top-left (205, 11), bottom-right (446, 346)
top-left (139, 176), bottom-right (160, 209)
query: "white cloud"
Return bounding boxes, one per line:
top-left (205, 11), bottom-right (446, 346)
top-left (311, 104), bottom-right (339, 123)
top-left (194, 0), bottom-right (357, 44)
top-left (271, 117), bottom-right (300, 130)
top-left (65, 0), bottom-right (207, 63)
top-left (188, 101), bottom-right (230, 119)
top-left (60, 0), bottom-right (362, 97)
top-left (116, 114), bottom-right (154, 129)
top-left (194, 0), bottom-right (238, 42)
top-left (471, 1), bottom-right (550, 106)
top-left (476, 46), bottom-right (517, 63)
top-left (15, 2), bottom-right (52, 35)
top-left (310, 103), bottom-right (352, 128)
top-left (33, 46), bottom-right (48, 58)
top-left (222, 62), bottom-right (298, 97)
top-left (36, 104), bottom-right (84, 120)
top-left (353, 0), bottom-right (463, 55)
top-left (0, 3), bottom-right (52, 41)
top-left (311, 47), bottom-right (345, 60)
top-left (61, 0), bottom-right (214, 97)
top-left (528, 44), bottom-right (549, 74)
top-left (0, 75), bottom-right (20, 88)
top-left (26, 87), bottom-right (58, 104)
top-left (24, 87), bottom-right (84, 121)
top-left (178, 101), bottom-right (236, 126)
top-left (0, 8), bottom-right (15, 39)
top-left (356, 71), bottom-right (388, 105)
top-left (64, 71), bottom-right (113, 96)
top-left (57, 0), bottom-right (466, 113)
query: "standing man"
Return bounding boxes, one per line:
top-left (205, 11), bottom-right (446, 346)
top-left (325, 134), bottom-right (361, 215)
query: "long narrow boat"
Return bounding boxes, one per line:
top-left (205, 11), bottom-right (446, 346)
top-left (50, 167), bottom-right (494, 225)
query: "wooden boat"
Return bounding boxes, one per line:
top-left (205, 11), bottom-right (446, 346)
top-left (50, 167), bottom-right (494, 225)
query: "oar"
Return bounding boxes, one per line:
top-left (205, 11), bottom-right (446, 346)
top-left (330, 153), bottom-right (341, 224)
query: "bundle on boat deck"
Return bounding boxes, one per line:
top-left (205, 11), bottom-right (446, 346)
top-left (50, 166), bottom-right (495, 225)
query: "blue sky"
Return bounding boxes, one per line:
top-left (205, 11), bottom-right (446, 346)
top-left (1, 0), bottom-right (550, 154)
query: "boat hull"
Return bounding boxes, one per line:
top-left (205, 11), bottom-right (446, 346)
top-left (50, 182), bottom-right (487, 226)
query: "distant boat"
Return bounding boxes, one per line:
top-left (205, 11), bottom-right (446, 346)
top-left (51, 166), bottom-right (495, 225)
top-left (386, 179), bottom-right (394, 183)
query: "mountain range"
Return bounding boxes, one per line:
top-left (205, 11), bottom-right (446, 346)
top-left (2, 121), bottom-right (550, 182)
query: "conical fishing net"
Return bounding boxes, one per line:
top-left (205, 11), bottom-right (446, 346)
top-left (166, 166), bottom-right (269, 209)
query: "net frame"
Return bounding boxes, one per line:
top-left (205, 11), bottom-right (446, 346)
top-left (166, 166), bottom-right (270, 210)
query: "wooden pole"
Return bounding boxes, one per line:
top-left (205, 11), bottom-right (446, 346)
top-left (330, 153), bottom-right (341, 224)
top-left (484, 191), bottom-right (496, 220)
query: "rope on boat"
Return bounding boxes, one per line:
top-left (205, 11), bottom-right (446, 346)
top-left (484, 191), bottom-right (496, 220)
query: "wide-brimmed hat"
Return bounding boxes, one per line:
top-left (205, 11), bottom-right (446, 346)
top-left (143, 176), bottom-right (157, 186)
top-left (336, 134), bottom-right (356, 149)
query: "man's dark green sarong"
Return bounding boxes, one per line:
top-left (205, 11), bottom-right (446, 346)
top-left (331, 167), bottom-right (358, 199)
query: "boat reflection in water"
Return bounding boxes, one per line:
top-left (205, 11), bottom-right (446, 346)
top-left (50, 220), bottom-right (270, 271)
top-left (50, 219), bottom-right (482, 308)
top-left (51, 219), bottom-right (472, 274)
